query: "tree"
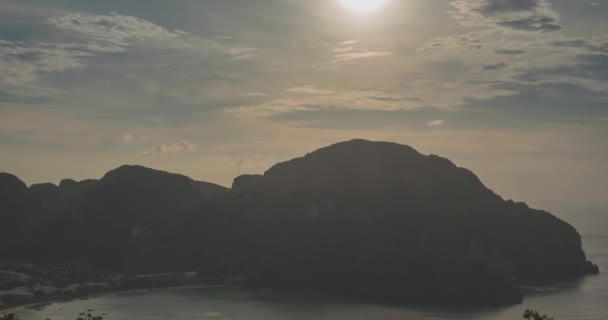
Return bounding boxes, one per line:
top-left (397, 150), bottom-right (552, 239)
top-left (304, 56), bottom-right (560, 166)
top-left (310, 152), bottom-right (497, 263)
top-left (1, 313), bottom-right (19, 320)
top-left (523, 309), bottom-right (554, 320)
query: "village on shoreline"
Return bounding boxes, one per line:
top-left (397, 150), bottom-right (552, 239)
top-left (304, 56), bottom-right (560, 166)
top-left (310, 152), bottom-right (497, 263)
top-left (0, 261), bottom-right (236, 314)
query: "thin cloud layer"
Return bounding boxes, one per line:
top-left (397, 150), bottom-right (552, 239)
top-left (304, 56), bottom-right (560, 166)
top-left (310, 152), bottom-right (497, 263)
top-left (121, 133), bottom-right (134, 144)
top-left (333, 51), bottom-right (393, 63)
top-left (141, 140), bottom-right (196, 157)
top-left (49, 13), bottom-right (184, 47)
top-left (330, 39), bottom-right (393, 63)
top-left (225, 47), bottom-right (257, 60)
top-left (419, 28), bottom-right (608, 96)
top-left (287, 85), bottom-right (334, 95)
top-left (428, 120), bottom-right (445, 127)
top-left (229, 88), bottom-right (421, 118)
top-left (228, 82), bottom-right (515, 119)
top-left (0, 41), bottom-right (92, 85)
top-left (0, 13), bottom-right (186, 87)
top-left (450, 0), bottom-right (561, 32)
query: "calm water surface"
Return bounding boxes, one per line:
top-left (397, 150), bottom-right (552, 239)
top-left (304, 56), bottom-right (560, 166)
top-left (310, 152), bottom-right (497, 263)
top-left (19, 209), bottom-right (608, 320)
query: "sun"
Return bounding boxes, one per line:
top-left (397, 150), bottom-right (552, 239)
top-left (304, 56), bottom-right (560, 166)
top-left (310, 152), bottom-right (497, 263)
top-left (339, 0), bottom-right (389, 14)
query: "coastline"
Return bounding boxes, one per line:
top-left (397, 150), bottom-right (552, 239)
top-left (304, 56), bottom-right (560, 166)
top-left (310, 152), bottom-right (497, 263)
top-left (0, 284), bottom-right (232, 316)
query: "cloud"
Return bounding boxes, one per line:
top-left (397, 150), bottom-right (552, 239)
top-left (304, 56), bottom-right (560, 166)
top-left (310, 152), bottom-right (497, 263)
top-left (225, 47), bottom-right (257, 60)
top-left (0, 41), bottom-right (92, 85)
top-left (333, 46), bottom-right (353, 53)
top-left (418, 32), bottom-right (489, 52)
top-left (287, 85), bottom-right (334, 95)
top-left (427, 120), bottom-right (445, 127)
top-left (228, 88), bottom-right (427, 119)
top-left (495, 49), bottom-right (527, 55)
top-left (449, 0), bottom-right (562, 32)
top-left (419, 28), bottom-right (608, 93)
top-left (476, 0), bottom-right (541, 13)
top-left (333, 51), bottom-right (392, 63)
top-left (0, 13), bottom-right (186, 86)
top-left (517, 54), bottom-right (608, 91)
top-left (551, 38), bottom-right (608, 54)
top-left (497, 17), bottom-right (561, 32)
top-left (140, 140), bottom-right (196, 157)
top-left (483, 62), bottom-right (508, 70)
top-left (228, 77), bottom-right (520, 119)
top-left (330, 39), bottom-right (394, 63)
top-left (48, 13), bottom-right (184, 47)
top-left (333, 40), bottom-right (358, 53)
top-left (120, 133), bottom-right (134, 144)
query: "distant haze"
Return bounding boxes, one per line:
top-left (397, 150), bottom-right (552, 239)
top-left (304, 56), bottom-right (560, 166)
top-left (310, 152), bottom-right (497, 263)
top-left (0, 0), bottom-right (606, 206)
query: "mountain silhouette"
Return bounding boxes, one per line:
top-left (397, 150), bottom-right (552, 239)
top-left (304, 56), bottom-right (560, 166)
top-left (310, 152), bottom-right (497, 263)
top-left (0, 140), bottom-right (599, 306)
top-left (0, 173), bottom-right (31, 256)
top-left (224, 140), bottom-right (598, 305)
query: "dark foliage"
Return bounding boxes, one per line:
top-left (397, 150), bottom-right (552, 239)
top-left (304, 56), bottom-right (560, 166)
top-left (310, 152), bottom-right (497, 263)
top-left (1, 313), bottom-right (19, 320)
top-left (523, 309), bottom-right (555, 320)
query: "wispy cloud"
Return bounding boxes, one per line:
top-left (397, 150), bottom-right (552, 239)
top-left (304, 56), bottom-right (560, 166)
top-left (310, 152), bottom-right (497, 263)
top-left (419, 29), bottom-right (608, 92)
top-left (287, 85), bottom-right (334, 95)
top-left (140, 140), bottom-right (196, 157)
top-left (333, 46), bottom-right (353, 53)
top-left (228, 88), bottom-right (425, 118)
top-left (225, 47), bottom-right (257, 60)
top-left (482, 62), bottom-right (508, 71)
top-left (0, 13), bottom-right (186, 87)
top-left (449, 0), bottom-right (562, 32)
top-left (427, 120), bottom-right (445, 127)
top-left (49, 13), bottom-right (185, 47)
top-left (332, 40), bottom-right (358, 53)
top-left (333, 51), bottom-right (392, 63)
top-left (495, 49), bottom-right (527, 55)
top-left (120, 132), bottom-right (134, 144)
top-left (0, 42), bottom-right (92, 86)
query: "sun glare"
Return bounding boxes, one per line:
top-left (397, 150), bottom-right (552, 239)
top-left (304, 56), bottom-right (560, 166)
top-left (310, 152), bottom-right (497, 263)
top-left (339, 0), bottom-right (389, 14)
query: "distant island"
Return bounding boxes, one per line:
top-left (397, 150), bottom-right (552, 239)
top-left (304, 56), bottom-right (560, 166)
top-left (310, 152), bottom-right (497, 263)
top-left (0, 139), bottom-right (599, 308)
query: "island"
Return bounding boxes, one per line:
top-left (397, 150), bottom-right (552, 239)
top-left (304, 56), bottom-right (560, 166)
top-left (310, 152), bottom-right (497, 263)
top-left (0, 139), bottom-right (599, 308)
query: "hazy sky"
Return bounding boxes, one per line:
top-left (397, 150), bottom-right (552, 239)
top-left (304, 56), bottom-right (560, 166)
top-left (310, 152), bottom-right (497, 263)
top-left (1, 0), bottom-right (607, 207)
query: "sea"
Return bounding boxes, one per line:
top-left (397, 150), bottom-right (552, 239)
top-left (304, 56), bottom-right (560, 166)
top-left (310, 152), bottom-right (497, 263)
top-left (18, 206), bottom-right (608, 320)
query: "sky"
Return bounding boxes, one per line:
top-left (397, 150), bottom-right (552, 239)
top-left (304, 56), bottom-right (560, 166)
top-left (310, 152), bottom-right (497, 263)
top-left (0, 0), bottom-right (607, 207)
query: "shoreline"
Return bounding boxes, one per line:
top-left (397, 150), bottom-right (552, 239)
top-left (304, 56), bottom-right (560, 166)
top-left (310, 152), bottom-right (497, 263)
top-left (0, 284), bottom-right (232, 316)
top-left (1, 277), bottom-right (598, 316)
